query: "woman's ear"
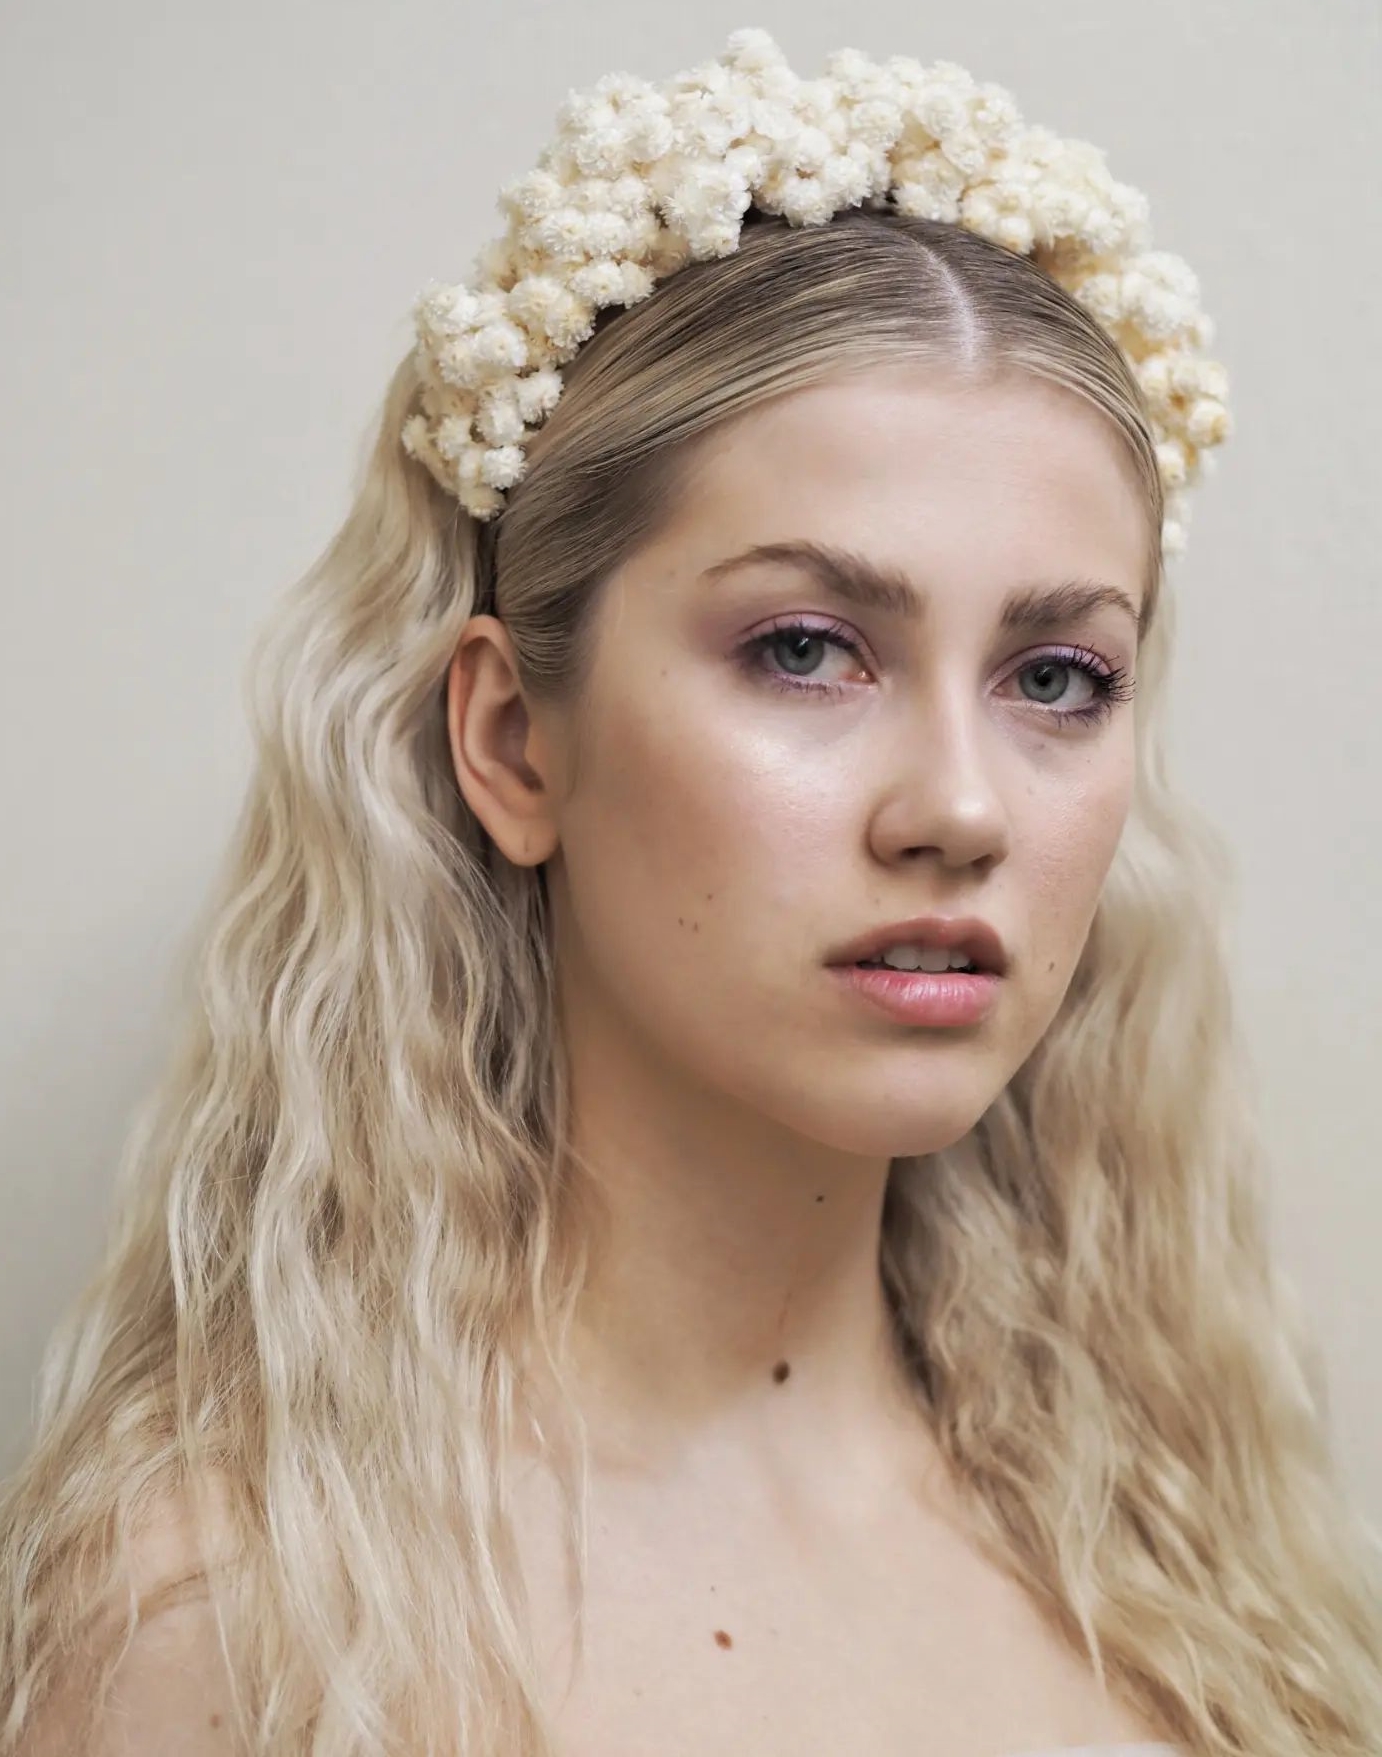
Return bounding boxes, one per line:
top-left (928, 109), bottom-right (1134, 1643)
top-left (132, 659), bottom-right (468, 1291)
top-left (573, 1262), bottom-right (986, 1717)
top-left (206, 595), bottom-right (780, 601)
top-left (445, 615), bottom-right (561, 867)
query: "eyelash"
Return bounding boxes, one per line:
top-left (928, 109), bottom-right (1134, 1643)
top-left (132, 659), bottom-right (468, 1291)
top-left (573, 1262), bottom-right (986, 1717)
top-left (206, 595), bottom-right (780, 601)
top-left (740, 617), bottom-right (1136, 728)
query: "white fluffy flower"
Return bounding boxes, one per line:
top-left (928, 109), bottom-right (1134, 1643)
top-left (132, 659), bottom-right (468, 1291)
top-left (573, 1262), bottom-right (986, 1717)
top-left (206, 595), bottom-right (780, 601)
top-left (475, 384), bottom-right (526, 447)
top-left (407, 28), bottom-right (1230, 548)
top-left (433, 412), bottom-right (475, 464)
top-left (1155, 438), bottom-right (1190, 489)
top-left (514, 366), bottom-right (563, 423)
top-left (478, 444), bottom-right (527, 489)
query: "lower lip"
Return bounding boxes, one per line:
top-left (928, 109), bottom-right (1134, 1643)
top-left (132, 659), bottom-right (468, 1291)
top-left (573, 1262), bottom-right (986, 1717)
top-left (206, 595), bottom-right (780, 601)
top-left (829, 963), bottom-right (1002, 1026)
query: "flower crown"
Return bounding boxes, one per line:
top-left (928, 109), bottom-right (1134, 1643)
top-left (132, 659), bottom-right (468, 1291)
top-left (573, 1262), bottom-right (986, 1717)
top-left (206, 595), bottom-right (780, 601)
top-left (401, 27), bottom-right (1230, 556)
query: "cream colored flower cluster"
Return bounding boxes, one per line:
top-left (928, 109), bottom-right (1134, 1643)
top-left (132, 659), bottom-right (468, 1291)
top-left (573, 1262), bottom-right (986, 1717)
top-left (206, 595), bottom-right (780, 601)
top-left (402, 27), bottom-right (1230, 555)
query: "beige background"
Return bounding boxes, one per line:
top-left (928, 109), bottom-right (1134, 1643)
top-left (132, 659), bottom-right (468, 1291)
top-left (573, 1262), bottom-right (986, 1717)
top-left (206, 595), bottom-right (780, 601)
top-left (1, 1), bottom-right (1377, 1520)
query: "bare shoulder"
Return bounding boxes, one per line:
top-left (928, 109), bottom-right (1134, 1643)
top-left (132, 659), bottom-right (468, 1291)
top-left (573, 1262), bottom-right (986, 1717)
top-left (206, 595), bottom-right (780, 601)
top-left (17, 1477), bottom-right (247, 1756)
top-left (20, 1592), bottom-right (244, 1756)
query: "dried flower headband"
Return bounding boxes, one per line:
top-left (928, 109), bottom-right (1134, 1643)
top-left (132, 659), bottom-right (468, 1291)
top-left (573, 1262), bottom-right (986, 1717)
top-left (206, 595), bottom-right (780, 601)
top-left (401, 26), bottom-right (1230, 556)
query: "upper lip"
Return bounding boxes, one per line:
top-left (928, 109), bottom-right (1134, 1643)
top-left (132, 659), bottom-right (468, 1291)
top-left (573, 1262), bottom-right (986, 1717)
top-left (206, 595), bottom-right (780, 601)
top-left (828, 915), bottom-right (1009, 975)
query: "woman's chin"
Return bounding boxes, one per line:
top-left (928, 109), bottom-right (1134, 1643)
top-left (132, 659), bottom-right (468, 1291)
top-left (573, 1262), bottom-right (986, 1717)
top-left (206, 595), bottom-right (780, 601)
top-left (761, 1089), bottom-right (992, 1163)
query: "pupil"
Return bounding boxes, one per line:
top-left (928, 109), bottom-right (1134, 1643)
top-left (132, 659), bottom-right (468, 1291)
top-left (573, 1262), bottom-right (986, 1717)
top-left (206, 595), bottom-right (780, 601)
top-left (778, 633), bottom-right (820, 675)
top-left (1027, 661), bottom-right (1067, 703)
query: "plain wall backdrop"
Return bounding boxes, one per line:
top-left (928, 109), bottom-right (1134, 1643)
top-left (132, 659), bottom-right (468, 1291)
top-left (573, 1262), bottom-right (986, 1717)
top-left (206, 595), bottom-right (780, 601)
top-left (1, 0), bottom-right (1378, 1522)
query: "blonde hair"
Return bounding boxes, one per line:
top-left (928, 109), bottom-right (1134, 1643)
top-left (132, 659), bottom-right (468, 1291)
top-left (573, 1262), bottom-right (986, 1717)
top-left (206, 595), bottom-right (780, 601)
top-left (2, 209), bottom-right (1379, 1756)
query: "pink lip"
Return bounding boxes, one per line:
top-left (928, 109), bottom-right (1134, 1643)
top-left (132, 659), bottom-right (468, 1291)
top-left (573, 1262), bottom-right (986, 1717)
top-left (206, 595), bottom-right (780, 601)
top-left (829, 963), bottom-right (1001, 1027)
top-left (827, 914), bottom-right (1009, 977)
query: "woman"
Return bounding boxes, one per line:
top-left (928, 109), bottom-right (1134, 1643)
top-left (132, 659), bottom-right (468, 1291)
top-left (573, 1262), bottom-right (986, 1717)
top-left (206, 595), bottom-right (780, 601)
top-left (2, 30), bottom-right (1379, 1757)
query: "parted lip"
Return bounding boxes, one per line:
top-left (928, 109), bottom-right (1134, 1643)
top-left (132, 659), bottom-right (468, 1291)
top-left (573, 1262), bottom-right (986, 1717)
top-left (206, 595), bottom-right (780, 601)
top-left (827, 914), bottom-right (1009, 976)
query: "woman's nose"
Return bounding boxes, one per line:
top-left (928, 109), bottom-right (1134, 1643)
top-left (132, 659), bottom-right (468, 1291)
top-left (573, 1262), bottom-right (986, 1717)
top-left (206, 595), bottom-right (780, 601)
top-left (865, 685), bottom-right (1011, 871)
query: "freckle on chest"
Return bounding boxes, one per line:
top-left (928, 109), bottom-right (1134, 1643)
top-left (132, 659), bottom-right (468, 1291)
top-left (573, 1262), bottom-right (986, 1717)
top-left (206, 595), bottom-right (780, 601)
top-left (713, 1628), bottom-right (733, 1648)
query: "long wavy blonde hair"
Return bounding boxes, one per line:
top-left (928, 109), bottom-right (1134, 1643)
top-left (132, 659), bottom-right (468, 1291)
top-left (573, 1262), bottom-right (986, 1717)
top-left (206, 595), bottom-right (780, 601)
top-left (3, 208), bottom-right (1380, 1756)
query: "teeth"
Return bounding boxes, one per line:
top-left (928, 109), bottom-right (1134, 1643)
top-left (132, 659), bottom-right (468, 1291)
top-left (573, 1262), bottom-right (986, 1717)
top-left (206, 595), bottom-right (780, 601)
top-left (861, 944), bottom-right (977, 973)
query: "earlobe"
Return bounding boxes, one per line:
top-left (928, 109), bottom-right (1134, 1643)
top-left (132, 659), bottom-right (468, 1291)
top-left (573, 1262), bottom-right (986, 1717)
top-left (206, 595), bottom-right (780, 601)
top-left (445, 617), bottom-right (559, 867)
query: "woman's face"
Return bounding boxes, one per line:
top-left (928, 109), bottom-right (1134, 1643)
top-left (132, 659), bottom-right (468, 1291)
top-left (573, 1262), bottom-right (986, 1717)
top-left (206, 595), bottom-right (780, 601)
top-left (500, 365), bottom-right (1149, 1161)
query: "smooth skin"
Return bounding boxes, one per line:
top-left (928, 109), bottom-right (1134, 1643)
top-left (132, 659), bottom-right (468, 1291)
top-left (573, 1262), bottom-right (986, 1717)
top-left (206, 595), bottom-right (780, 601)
top-left (24, 367), bottom-right (1167, 1754)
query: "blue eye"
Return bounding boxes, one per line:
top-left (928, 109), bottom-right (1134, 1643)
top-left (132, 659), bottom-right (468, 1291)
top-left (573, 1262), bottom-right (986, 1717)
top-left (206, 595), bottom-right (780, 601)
top-left (746, 621), bottom-right (867, 693)
top-left (1013, 649), bottom-right (1136, 724)
top-left (739, 620), bottom-right (1135, 728)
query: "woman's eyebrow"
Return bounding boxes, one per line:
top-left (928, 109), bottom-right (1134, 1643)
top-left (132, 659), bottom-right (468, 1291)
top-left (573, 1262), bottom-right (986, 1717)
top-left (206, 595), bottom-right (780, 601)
top-left (703, 538), bottom-right (1142, 638)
